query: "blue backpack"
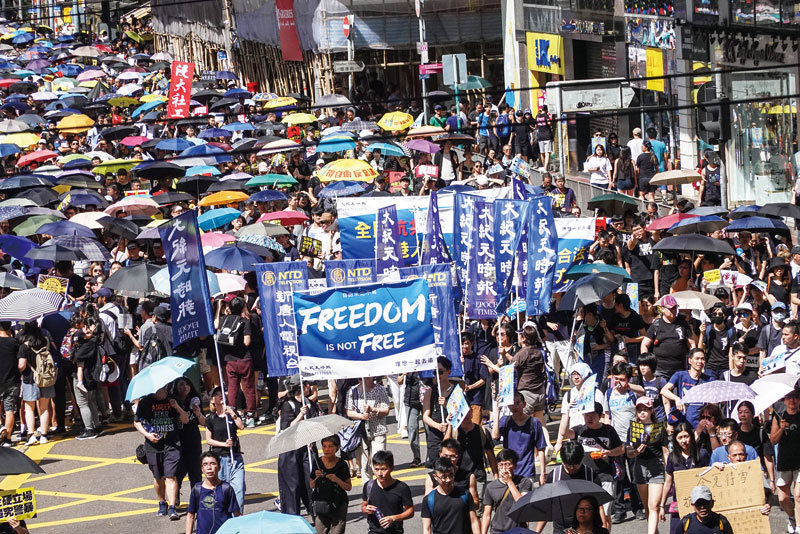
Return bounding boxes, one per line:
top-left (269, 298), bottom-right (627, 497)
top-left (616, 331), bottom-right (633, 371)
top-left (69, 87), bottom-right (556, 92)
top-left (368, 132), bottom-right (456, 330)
top-left (426, 485), bottom-right (470, 515)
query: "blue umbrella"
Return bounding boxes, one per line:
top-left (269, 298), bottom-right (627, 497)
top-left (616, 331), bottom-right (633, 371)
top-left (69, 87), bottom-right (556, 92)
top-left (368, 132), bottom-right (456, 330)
top-left (0, 61), bottom-right (18, 70)
top-left (0, 144), bottom-right (20, 157)
top-left (187, 165), bottom-right (221, 176)
top-left (57, 35), bottom-right (75, 42)
top-left (367, 141), bottom-right (406, 157)
top-left (57, 63), bottom-right (83, 77)
top-left (726, 216), bottom-right (789, 234)
top-left (216, 511), bottom-right (314, 534)
top-left (65, 193), bottom-right (103, 207)
top-left (222, 121), bottom-right (255, 132)
top-left (1, 102), bottom-right (29, 113)
top-left (728, 204), bottom-right (767, 220)
top-left (687, 205), bottom-right (728, 217)
top-left (12, 34), bottom-right (34, 45)
top-left (199, 128), bottom-right (232, 139)
top-left (198, 207), bottom-right (241, 231)
top-left (224, 88), bottom-right (251, 99)
top-left (131, 99), bottom-right (165, 119)
top-left (248, 190), bottom-right (288, 203)
top-left (667, 215), bottom-right (729, 235)
top-left (0, 234), bottom-right (49, 268)
top-left (215, 70), bottom-right (238, 80)
top-left (62, 158), bottom-right (92, 170)
top-left (156, 138), bottom-right (193, 152)
top-left (125, 357), bottom-right (196, 401)
top-left (180, 144), bottom-right (226, 157)
top-left (316, 136), bottom-right (356, 153)
top-left (204, 244), bottom-right (264, 271)
top-left (317, 180), bottom-right (366, 198)
top-left (5, 93), bottom-right (27, 102)
top-left (36, 220), bottom-right (95, 238)
top-left (0, 206), bottom-right (27, 221)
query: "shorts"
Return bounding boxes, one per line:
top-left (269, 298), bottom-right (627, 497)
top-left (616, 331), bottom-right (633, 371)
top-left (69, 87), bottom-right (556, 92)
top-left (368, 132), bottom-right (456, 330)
top-left (538, 140), bottom-right (553, 154)
top-left (777, 469), bottom-right (800, 487)
top-left (0, 382), bottom-right (18, 413)
top-left (639, 177), bottom-right (656, 193)
top-left (616, 178), bottom-right (635, 190)
top-left (146, 445), bottom-right (181, 479)
top-left (519, 389), bottom-right (546, 415)
top-left (21, 382), bottom-right (54, 401)
top-left (633, 456), bottom-right (666, 485)
top-left (600, 479), bottom-right (616, 515)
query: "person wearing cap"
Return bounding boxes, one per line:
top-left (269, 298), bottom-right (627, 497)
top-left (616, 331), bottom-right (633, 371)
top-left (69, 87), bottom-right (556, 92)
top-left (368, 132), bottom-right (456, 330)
top-left (624, 395), bottom-right (667, 534)
top-left (429, 105), bottom-right (447, 129)
top-left (661, 348), bottom-right (716, 429)
top-left (641, 294), bottom-right (695, 379)
top-left (678, 485), bottom-right (733, 534)
top-left (550, 174), bottom-right (577, 214)
top-left (509, 108), bottom-right (532, 162)
top-left (627, 127), bottom-right (644, 161)
top-left (697, 303), bottom-right (735, 377)
top-left (554, 362), bottom-right (609, 456)
top-left (757, 301), bottom-right (787, 370)
top-left (732, 302), bottom-right (760, 361)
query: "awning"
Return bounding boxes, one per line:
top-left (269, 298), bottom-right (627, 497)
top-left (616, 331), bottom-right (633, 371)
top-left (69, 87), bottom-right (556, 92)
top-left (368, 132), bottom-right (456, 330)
top-left (124, 2), bottom-right (151, 20)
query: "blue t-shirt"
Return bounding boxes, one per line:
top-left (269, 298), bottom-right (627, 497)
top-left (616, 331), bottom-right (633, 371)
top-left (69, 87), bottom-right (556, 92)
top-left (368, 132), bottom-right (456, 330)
top-left (498, 414), bottom-right (549, 477)
top-left (668, 371), bottom-right (716, 428)
top-left (709, 444), bottom-right (758, 464)
top-left (188, 482), bottom-right (240, 534)
top-left (477, 113), bottom-right (490, 137)
top-left (445, 115), bottom-right (462, 132)
top-left (649, 139), bottom-right (668, 172)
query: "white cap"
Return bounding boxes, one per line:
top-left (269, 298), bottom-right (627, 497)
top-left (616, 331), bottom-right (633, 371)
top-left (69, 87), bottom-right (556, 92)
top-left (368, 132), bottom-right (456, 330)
top-left (257, 162), bottom-right (269, 174)
top-left (735, 302), bottom-right (753, 313)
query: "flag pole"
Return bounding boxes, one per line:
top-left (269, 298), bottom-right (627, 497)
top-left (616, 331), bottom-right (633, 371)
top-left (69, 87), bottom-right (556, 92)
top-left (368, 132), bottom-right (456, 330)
top-left (212, 338), bottom-right (235, 462)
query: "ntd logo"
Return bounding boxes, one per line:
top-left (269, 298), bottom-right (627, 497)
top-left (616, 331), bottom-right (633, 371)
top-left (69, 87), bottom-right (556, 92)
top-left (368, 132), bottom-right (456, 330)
top-left (261, 270), bottom-right (304, 286)
top-left (349, 267), bottom-right (372, 278)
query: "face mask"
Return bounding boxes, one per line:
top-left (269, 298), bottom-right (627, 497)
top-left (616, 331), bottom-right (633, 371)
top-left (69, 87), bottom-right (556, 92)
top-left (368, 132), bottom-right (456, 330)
top-left (711, 316), bottom-right (726, 325)
top-left (774, 312), bottom-right (787, 323)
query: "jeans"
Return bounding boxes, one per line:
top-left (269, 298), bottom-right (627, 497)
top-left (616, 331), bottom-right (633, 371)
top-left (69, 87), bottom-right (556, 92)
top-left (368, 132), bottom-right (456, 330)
top-left (226, 359), bottom-right (257, 413)
top-left (407, 405), bottom-right (421, 462)
top-left (220, 452), bottom-right (246, 510)
top-left (73, 380), bottom-right (101, 431)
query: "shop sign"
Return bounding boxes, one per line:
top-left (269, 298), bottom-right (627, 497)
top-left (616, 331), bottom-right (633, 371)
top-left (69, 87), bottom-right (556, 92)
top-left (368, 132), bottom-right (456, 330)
top-left (677, 26), bottom-right (709, 62)
top-left (525, 32), bottom-right (565, 75)
top-left (560, 17), bottom-right (606, 35)
top-left (721, 35), bottom-right (785, 66)
top-left (645, 47), bottom-right (665, 92)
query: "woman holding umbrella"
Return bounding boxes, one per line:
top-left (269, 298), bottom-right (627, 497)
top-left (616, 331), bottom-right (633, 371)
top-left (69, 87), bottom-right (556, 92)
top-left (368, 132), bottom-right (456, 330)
top-left (310, 435), bottom-right (352, 534)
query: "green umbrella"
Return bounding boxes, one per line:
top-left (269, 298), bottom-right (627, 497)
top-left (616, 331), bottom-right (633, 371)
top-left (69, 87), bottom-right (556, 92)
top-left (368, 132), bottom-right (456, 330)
top-left (245, 174), bottom-right (299, 188)
top-left (586, 192), bottom-right (638, 214)
top-left (458, 75), bottom-right (491, 91)
top-left (13, 215), bottom-right (59, 236)
top-left (564, 263), bottom-right (632, 282)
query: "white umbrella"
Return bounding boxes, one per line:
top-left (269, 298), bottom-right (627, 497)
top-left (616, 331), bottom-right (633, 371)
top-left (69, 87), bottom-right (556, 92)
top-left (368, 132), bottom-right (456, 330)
top-left (84, 150), bottom-right (114, 161)
top-left (151, 52), bottom-right (173, 61)
top-left (0, 288), bottom-right (64, 321)
top-left (71, 46), bottom-right (102, 58)
top-left (650, 168), bottom-right (700, 186)
top-left (31, 91), bottom-right (58, 101)
top-left (116, 83), bottom-right (143, 96)
top-left (117, 71), bottom-right (143, 81)
top-left (69, 211), bottom-right (111, 230)
top-left (0, 119), bottom-right (30, 133)
top-left (267, 414), bottom-right (352, 457)
top-left (671, 290), bottom-right (721, 310)
top-left (681, 380), bottom-right (755, 405)
top-left (738, 373), bottom-right (800, 419)
top-left (216, 273), bottom-right (247, 294)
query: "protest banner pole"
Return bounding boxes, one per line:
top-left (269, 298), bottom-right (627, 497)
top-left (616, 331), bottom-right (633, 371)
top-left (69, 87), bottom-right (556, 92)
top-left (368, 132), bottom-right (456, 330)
top-left (212, 339), bottom-right (236, 463)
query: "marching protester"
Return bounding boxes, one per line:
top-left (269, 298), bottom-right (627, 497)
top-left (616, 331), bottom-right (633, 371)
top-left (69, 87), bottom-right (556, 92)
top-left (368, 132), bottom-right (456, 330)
top-left (185, 451), bottom-right (241, 534)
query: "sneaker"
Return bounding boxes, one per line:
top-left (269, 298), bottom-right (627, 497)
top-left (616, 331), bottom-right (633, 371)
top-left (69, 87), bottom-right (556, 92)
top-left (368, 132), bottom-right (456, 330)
top-left (76, 430), bottom-right (99, 440)
top-left (409, 459), bottom-right (423, 468)
top-left (75, 381), bottom-right (88, 393)
top-left (0, 439), bottom-right (11, 448)
top-left (399, 428), bottom-right (408, 439)
top-left (167, 506), bottom-right (179, 520)
top-left (789, 518), bottom-right (797, 533)
top-left (245, 417), bottom-right (255, 429)
top-left (92, 429), bottom-right (104, 439)
top-left (108, 414), bottom-right (123, 424)
top-left (635, 509), bottom-right (646, 521)
top-left (39, 435), bottom-right (48, 445)
top-left (611, 513), bottom-right (626, 524)
top-left (156, 501), bottom-right (167, 516)
top-left (26, 432), bottom-right (40, 446)
top-left (274, 498), bottom-right (281, 512)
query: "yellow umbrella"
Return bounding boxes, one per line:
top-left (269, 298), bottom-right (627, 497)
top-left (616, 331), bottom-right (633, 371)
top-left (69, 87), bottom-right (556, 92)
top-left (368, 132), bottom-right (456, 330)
top-left (282, 113), bottom-right (318, 125)
top-left (407, 126), bottom-right (446, 138)
top-left (317, 159), bottom-right (379, 182)
top-left (140, 94), bottom-right (167, 103)
top-left (92, 158), bottom-right (139, 175)
top-left (378, 111), bottom-right (414, 131)
top-left (78, 80), bottom-right (98, 88)
top-left (2, 132), bottom-right (40, 147)
top-left (263, 97), bottom-right (297, 109)
top-left (109, 96), bottom-right (140, 107)
top-left (198, 191), bottom-right (250, 207)
top-left (52, 79), bottom-right (76, 91)
top-left (57, 114), bottom-right (94, 134)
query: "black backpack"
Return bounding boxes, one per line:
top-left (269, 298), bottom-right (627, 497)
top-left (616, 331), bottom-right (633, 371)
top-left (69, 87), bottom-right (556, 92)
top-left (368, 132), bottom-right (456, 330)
top-left (215, 315), bottom-right (244, 347)
top-left (139, 328), bottom-right (167, 371)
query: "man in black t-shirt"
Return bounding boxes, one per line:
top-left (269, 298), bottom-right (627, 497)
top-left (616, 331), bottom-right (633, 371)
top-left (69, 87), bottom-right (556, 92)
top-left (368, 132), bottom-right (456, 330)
top-left (0, 321), bottom-right (19, 447)
top-left (421, 457), bottom-right (480, 534)
top-left (215, 297), bottom-right (256, 427)
top-left (362, 451), bottom-right (414, 534)
top-left (623, 220), bottom-right (656, 299)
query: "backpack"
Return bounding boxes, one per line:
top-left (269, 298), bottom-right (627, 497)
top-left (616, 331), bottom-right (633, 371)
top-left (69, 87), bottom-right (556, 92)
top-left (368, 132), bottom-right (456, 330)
top-left (100, 308), bottom-right (131, 356)
top-left (215, 315), bottom-right (244, 347)
top-left (139, 328), bottom-right (167, 371)
top-left (682, 514), bottom-right (725, 533)
top-left (190, 481), bottom-right (234, 512)
top-left (425, 485), bottom-right (470, 516)
top-left (29, 342), bottom-right (56, 388)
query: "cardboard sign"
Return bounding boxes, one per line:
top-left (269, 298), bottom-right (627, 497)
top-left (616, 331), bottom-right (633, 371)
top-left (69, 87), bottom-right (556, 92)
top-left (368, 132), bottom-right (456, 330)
top-left (415, 164), bottom-right (439, 178)
top-left (703, 269), bottom-right (721, 284)
top-left (446, 384), bottom-right (470, 429)
top-left (0, 487), bottom-right (36, 522)
top-left (37, 275), bottom-right (69, 297)
top-left (299, 236), bottom-right (322, 257)
top-left (384, 171), bottom-right (407, 193)
top-left (673, 459), bottom-right (768, 534)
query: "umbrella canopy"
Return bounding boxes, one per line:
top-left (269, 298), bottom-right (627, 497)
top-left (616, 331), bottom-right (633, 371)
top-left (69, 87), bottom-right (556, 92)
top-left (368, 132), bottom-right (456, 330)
top-left (204, 244), bottom-right (264, 271)
top-left (156, 137), bottom-right (193, 152)
top-left (726, 215), bottom-right (790, 234)
top-left (366, 141), bottom-right (406, 157)
top-left (103, 262), bottom-right (165, 298)
top-left (317, 159), bottom-right (378, 183)
top-left (586, 192), bottom-right (638, 214)
top-left (98, 217), bottom-right (139, 240)
top-left (746, 373), bottom-right (800, 419)
top-left (649, 168), bottom-right (700, 186)
top-left (681, 380), bottom-right (755, 405)
top-left (315, 93), bottom-right (351, 107)
top-left (317, 180), bottom-right (366, 198)
top-left (670, 290), bottom-right (721, 310)
top-left (508, 479), bottom-right (612, 524)
top-left (0, 288), bottom-right (64, 321)
top-left (125, 357), bottom-right (195, 401)
top-left (197, 207), bottom-right (241, 231)
top-left (133, 160), bottom-right (185, 179)
top-left (248, 190), bottom-right (288, 203)
top-left (0, 272), bottom-right (33, 290)
top-left (246, 174), bottom-right (298, 188)
top-left (267, 414), bottom-right (352, 456)
top-left (13, 214), bottom-right (59, 236)
top-left (728, 205), bottom-right (765, 220)
top-left (653, 234), bottom-right (735, 255)
top-left (646, 213), bottom-right (697, 231)
top-left (0, 447), bottom-right (45, 475)
top-left (257, 210), bottom-right (308, 226)
top-left (282, 113), bottom-right (317, 126)
top-left (216, 511), bottom-right (314, 534)
top-left (558, 273), bottom-right (625, 311)
top-left (216, 272), bottom-right (248, 294)
top-left (377, 111), bottom-right (414, 131)
top-left (201, 232), bottom-right (236, 250)
top-left (687, 205), bottom-right (728, 217)
top-left (564, 263), bottom-right (632, 282)
top-left (199, 191), bottom-right (249, 207)
top-left (404, 139), bottom-right (440, 154)
top-left (153, 191), bottom-right (194, 205)
top-left (316, 135), bottom-right (356, 153)
top-left (17, 149), bottom-right (58, 166)
top-left (104, 196), bottom-right (161, 217)
top-left (758, 202), bottom-right (800, 219)
top-left (44, 235), bottom-right (111, 261)
top-left (36, 220), bottom-right (95, 238)
top-left (24, 244), bottom-right (86, 261)
top-left (666, 215), bottom-right (729, 235)
top-left (236, 222), bottom-right (290, 238)
top-left (56, 113), bottom-right (94, 133)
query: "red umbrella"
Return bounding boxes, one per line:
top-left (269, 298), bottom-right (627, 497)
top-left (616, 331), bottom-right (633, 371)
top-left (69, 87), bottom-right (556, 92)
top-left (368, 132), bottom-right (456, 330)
top-left (94, 44), bottom-right (112, 53)
top-left (646, 212), bottom-right (698, 232)
top-left (17, 150), bottom-right (58, 167)
top-left (257, 210), bottom-right (309, 226)
top-left (120, 136), bottom-right (149, 147)
top-left (0, 79), bottom-right (18, 88)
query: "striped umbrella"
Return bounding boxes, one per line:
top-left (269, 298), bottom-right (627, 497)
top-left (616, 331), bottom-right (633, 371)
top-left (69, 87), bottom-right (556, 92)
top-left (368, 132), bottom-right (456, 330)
top-left (0, 288), bottom-right (64, 321)
top-left (43, 235), bottom-right (111, 261)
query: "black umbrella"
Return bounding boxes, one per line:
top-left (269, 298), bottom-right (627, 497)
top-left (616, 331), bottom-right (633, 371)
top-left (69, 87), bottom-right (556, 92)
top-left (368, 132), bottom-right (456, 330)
top-left (207, 179), bottom-right (248, 193)
top-left (653, 234), bottom-right (735, 255)
top-left (9, 81), bottom-right (36, 94)
top-left (103, 262), bottom-right (165, 298)
top-left (25, 244), bottom-right (87, 261)
top-left (58, 174), bottom-right (103, 189)
top-left (99, 125), bottom-right (139, 141)
top-left (557, 272), bottom-right (625, 311)
top-left (209, 97), bottom-right (240, 111)
top-left (687, 205), bottom-right (728, 217)
top-left (508, 480), bottom-right (612, 524)
top-left (433, 133), bottom-right (475, 145)
top-left (192, 89), bottom-right (223, 104)
top-left (0, 447), bottom-right (45, 475)
top-left (759, 202), bottom-right (800, 219)
top-left (82, 102), bottom-right (111, 116)
top-left (140, 138), bottom-right (162, 149)
top-left (17, 187), bottom-right (59, 205)
top-left (98, 217), bottom-right (139, 240)
top-left (134, 161), bottom-right (185, 179)
top-left (176, 174), bottom-right (217, 195)
top-left (153, 191), bottom-right (194, 205)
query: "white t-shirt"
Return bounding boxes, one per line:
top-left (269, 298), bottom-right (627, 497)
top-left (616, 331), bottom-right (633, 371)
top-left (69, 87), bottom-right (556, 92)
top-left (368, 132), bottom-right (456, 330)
top-left (627, 138), bottom-right (644, 161)
top-left (587, 156), bottom-right (612, 186)
top-left (441, 155), bottom-right (455, 182)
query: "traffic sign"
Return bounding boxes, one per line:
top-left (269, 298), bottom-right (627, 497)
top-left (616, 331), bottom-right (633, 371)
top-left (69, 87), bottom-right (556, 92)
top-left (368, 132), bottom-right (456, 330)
top-left (217, 51), bottom-right (227, 61)
top-left (416, 42), bottom-right (428, 54)
top-left (343, 15), bottom-right (352, 39)
top-left (442, 53), bottom-right (467, 87)
top-left (419, 63), bottom-right (442, 75)
top-left (333, 60), bottom-right (365, 73)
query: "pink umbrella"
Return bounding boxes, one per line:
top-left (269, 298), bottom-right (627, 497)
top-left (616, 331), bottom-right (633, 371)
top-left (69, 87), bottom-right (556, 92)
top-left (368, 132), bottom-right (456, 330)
top-left (404, 139), bottom-right (441, 154)
top-left (201, 232), bottom-right (235, 250)
top-left (76, 69), bottom-right (106, 81)
top-left (216, 272), bottom-right (247, 294)
top-left (120, 136), bottom-right (150, 147)
top-left (257, 210), bottom-right (308, 226)
top-left (104, 197), bottom-right (160, 217)
top-left (17, 150), bottom-right (58, 167)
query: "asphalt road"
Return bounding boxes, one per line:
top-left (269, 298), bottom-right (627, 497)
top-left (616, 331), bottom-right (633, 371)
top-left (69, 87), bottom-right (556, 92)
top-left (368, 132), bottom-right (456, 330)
top-left (2, 405), bottom-right (786, 533)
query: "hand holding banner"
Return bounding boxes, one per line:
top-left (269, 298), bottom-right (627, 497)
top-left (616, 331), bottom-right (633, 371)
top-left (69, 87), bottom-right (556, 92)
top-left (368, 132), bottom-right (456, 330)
top-left (570, 373), bottom-right (597, 418)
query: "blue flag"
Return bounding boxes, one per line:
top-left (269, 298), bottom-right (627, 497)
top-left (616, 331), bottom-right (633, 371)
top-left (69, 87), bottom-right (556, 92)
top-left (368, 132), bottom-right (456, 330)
top-left (420, 191), bottom-right (451, 265)
top-left (159, 211), bottom-right (214, 347)
top-left (466, 200), bottom-right (497, 318)
top-left (512, 176), bottom-right (528, 200)
top-left (453, 192), bottom-right (480, 288)
top-left (325, 259), bottom-right (377, 287)
top-left (493, 199), bottom-right (530, 314)
top-left (292, 279), bottom-right (437, 380)
top-left (526, 196), bottom-right (558, 315)
top-left (254, 262), bottom-right (309, 377)
top-left (400, 264), bottom-right (462, 377)
top-left (375, 205), bottom-right (404, 276)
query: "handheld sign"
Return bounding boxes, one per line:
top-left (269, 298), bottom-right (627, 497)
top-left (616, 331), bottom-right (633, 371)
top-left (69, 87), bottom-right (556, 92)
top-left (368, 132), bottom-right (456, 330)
top-left (446, 384), bottom-right (470, 429)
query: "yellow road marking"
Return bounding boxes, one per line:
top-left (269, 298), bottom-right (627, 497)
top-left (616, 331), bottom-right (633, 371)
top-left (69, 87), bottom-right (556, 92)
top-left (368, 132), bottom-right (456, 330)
top-left (0, 440), bottom-right (57, 489)
top-left (44, 453), bottom-right (137, 463)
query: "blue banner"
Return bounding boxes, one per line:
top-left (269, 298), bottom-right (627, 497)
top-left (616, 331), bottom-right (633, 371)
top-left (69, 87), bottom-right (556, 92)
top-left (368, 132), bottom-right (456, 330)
top-left (400, 264), bottom-right (462, 377)
top-left (420, 191), bottom-right (451, 265)
top-left (292, 279), bottom-right (437, 380)
top-left (493, 199), bottom-right (529, 314)
top-left (325, 259), bottom-right (377, 287)
top-left (254, 262), bottom-right (309, 377)
top-left (159, 211), bottom-right (214, 347)
top-left (512, 176), bottom-right (528, 200)
top-left (375, 205), bottom-right (404, 276)
top-left (526, 196), bottom-right (558, 315)
top-left (466, 200), bottom-right (497, 318)
top-left (453, 192), bottom-right (480, 289)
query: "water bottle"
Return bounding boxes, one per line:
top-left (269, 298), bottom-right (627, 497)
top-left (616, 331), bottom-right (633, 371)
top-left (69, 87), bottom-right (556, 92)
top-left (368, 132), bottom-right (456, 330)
top-left (374, 508), bottom-right (385, 521)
